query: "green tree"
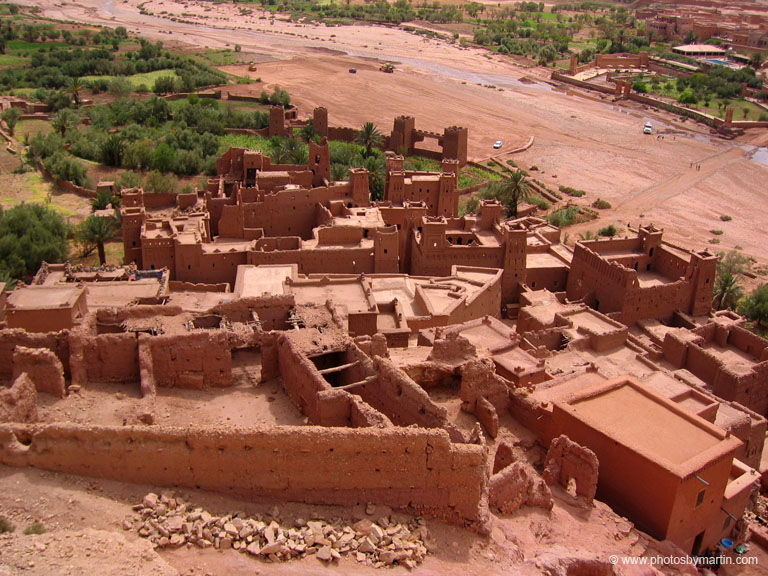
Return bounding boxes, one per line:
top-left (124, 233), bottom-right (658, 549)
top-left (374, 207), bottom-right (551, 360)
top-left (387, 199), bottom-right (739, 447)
top-left (355, 122), bottom-right (383, 158)
top-left (488, 169), bottom-right (531, 218)
top-left (76, 215), bottom-right (117, 265)
top-left (51, 108), bottom-right (78, 138)
top-left (91, 188), bottom-right (120, 212)
top-left (750, 52), bottom-right (764, 69)
top-left (67, 77), bottom-right (84, 106)
top-left (0, 204), bottom-right (69, 279)
top-left (100, 134), bottom-right (124, 167)
top-left (712, 271), bottom-right (744, 311)
top-left (739, 284), bottom-right (768, 331)
top-left (1, 107), bottom-right (21, 136)
top-left (299, 121), bottom-right (318, 144)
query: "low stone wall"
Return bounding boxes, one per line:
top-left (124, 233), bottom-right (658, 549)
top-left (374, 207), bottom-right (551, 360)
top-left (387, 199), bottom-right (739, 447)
top-left (0, 423), bottom-right (490, 528)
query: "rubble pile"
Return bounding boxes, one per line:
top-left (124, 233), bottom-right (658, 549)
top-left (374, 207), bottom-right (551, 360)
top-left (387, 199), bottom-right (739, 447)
top-left (128, 493), bottom-right (430, 568)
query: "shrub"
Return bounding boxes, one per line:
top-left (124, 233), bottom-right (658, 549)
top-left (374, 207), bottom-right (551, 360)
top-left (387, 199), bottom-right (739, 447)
top-left (43, 152), bottom-right (88, 187)
top-left (709, 238), bottom-right (720, 244)
top-left (558, 185), bottom-right (586, 198)
top-left (598, 224), bottom-right (617, 237)
top-left (118, 171), bottom-right (143, 190)
top-left (720, 215), bottom-right (732, 221)
top-left (528, 194), bottom-right (549, 210)
top-left (547, 205), bottom-right (580, 227)
top-left (23, 522), bottom-right (46, 536)
top-left (592, 198), bottom-right (611, 209)
top-left (144, 170), bottom-right (178, 194)
top-left (0, 516), bottom-right (14, 534)
top-left (710, 229), bottom-right (723, 235)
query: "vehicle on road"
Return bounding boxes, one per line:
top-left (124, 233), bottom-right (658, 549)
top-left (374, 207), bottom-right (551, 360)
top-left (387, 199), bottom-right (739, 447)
top-left (643, 122), bottom-right (653, 134)
top-left (493, 140), bottom-right (503, 149)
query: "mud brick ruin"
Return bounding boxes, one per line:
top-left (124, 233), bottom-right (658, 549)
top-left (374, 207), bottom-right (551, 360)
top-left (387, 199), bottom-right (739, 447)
top-left (1, 105), bottom-right (767, 559)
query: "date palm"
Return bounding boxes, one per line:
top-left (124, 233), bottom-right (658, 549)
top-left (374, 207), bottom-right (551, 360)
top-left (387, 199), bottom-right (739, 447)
top-left (712, 271), bottom-right (744, 311)
top-left (77, 215), bottom-right (117, 265)
top-left (355, 122), bottom-right (382, 158)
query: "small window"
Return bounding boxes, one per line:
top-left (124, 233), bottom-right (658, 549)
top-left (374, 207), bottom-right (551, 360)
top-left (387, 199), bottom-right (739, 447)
top-left (723, 516), bottom-right (732, 530)
top-left (696, 489), bottom-right (706, 507)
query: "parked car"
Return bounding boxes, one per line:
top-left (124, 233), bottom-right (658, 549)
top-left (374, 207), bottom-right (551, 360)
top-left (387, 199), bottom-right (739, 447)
top-left (493, 140), bottom-right (503, 149)
top-left (643, 122), bottom-right (653, 134)
top-left (349, 68), bottom-right (357, 74)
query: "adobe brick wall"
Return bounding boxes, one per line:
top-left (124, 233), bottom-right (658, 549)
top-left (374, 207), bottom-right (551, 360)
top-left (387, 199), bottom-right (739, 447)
top-left (144, 331), bottom-right (232, 389)
top-left (0, 423), bottom-right (490, 528)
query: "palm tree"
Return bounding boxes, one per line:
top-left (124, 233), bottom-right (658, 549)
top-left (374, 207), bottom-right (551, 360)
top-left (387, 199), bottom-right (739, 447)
top-left (355, 122), bottom-right (382, 158)
top-left (330, 163), bottom-right (348, 182)
top-left (299, 121), bottom-right (318, 144)
top-left (77, 215), bottom-right (117, 265)
top-left (68, 77), bottom-right (84, 106)
top-left (360, 154), bottom-right (386, 201)
top-left (489, 169), bottom-right (531, 218)
top-left (51, 108), bottom-right (78, 138)
top-left (712, 271), bottom-right (744, 311)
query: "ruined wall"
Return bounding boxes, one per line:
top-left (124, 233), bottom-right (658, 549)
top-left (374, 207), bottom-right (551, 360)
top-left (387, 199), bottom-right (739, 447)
top-left (145, 331), bottom-right (231, 389)
top-left (12, 346), bottom-right (65, 398)
top-left (0, 329), bottom-right (70, 379)
top-left (0, 423), bottom-right (489, 527)
top-left (354, 357), bottom-right (448, 428)
top-left (0, 374), bottom-right (37, 423)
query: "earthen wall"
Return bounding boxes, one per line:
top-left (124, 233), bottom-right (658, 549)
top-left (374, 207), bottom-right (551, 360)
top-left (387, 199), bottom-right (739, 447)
top-left (0, 423), bottom-right (489, 527)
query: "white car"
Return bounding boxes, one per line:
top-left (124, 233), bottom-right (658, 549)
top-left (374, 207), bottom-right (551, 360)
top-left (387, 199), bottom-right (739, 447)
top-left (643, 122), bottom-right (653, 134)
top-left (493, 140), bottom-right (503, 149)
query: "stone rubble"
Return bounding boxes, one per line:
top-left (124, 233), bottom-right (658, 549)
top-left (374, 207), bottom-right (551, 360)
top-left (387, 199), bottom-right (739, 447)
top-left (129, 493), bottom-right (429, 569)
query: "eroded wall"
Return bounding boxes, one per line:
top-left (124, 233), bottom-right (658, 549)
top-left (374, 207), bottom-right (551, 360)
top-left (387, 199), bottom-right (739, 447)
top-left (0, 423), bottom-right (489, 527)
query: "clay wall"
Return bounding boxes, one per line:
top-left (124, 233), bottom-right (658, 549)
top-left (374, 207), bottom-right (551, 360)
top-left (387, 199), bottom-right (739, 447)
top-left (726, 325), bottom-right (768, 359)
top-left (0, 423), bottom-right (489, 527)
top-left (174, 244), bottom-right (248, 286)
top-left (249, 244), bottom-right (375, 276)
top-left (620, 280), bottom-right (689, 325)
top-left (276, 334), bottom-right (331, 422)
top-left (211, 295), bottom-right (295, 329)
top-left (70, 331), bottom-right (139, 385)
top-left (0, 329), bottom-right (70, 379)
top-left (654, 246), bottom-right (689, 280)
top-left (666, 455), bottom-right (736, 553)
top-left (144, 331), bottom-right (231, 389)
top-left (327, 127), bottom-right (358, 143)
top-left (141, 193), bottom-right (177, 209)
top-left (410, 239), bottom-right (503, 278)
top-left (5, 307), bottom-right (78, 334)
top-left (354, 357), bottom-right (448, 429)
top-left (566, 244), bottom-right (631, 313)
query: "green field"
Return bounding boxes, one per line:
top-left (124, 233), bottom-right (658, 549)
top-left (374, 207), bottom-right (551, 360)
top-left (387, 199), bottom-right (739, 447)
top-left (220, 133), bottom-right (272, 152)
top-left (81, 69), bottom-right (179, 89)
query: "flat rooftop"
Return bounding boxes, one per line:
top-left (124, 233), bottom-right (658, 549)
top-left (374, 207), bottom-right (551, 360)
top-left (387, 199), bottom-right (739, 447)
top-left (673, 44), bottom-right (726, 54)
top-left (85, 281), bottom-right (163, 308)
top-left (567, 382), bottom-right (723, 465)
top-left (527, 252), bottom-right (569, 269)
top-left (6, 286), bottom-right (84, 309)
top-left (235, 264), bottom-right (295, 297)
